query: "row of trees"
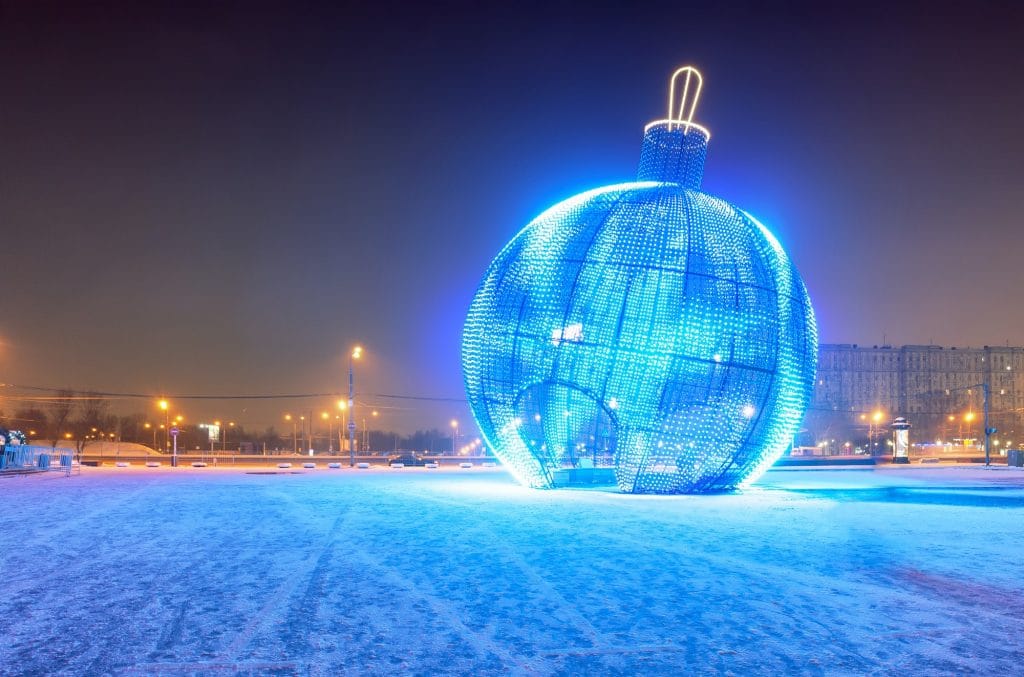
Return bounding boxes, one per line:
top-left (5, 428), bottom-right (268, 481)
top-left (0, 393), bottom-right (465, 455)
top-left (0, 390), bottom-right (115, 453)
top-left (800, 407), bottom-right (1016, 453)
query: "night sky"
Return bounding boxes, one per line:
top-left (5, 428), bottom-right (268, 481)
top-left (3, 1), bottom-right (1023, 433)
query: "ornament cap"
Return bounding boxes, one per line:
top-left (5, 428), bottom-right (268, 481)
top-left (637, 66), bottom-right (710, 188)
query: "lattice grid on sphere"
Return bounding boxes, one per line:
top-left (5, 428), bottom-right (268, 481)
top-left (462, 67), bottom-right (817, 493)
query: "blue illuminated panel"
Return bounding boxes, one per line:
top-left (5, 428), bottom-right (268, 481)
top-left (462, 70), bottom-right (817, 493)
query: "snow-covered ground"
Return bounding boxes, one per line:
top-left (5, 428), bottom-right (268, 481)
top-left (1, 464), bottom-right (1022, 675)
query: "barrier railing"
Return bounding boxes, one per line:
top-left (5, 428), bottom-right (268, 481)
top-left (76, 452), bottom-right (500, 468)
top-left (0, 445), bottom-right (76, 477)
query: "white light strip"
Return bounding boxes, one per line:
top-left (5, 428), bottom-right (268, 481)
top-left (667, 66), bottom-right (703, 133)
top-left (642, 119), bottom-right (711, 140)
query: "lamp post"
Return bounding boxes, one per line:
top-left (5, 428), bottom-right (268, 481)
top-left (158, 399), bottom-right (169, 452)
top-left (450, 419), bottom-right (458, 455)
top-left (285, 414), bottom-right (296, 454)
top-left (348, 346), bottom-right (362, 466)
top-left (869, 410), bottom-right (883, 455)
top-left (322, 412), bottom-right (332, 453)
top-left (363, 410), bottom-right (378, 453)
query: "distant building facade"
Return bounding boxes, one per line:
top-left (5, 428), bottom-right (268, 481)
top-left (808, 344), bottom-right (1024, 449)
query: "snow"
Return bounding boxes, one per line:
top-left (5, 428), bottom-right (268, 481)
top-left (1, 464), bottom-right (1023, 674)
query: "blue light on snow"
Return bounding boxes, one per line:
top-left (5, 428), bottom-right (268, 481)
top-left (461, 67), bottom-right (817, 493)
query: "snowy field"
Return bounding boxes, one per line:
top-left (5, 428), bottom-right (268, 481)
top-left (2, 464), bottom-right (1023, 675)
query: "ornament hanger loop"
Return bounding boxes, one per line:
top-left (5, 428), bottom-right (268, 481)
top-left (667, 66), bottom-right (703, 133)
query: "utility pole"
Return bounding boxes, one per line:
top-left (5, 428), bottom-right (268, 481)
top-left (348, 346), bottom-right (362, 466)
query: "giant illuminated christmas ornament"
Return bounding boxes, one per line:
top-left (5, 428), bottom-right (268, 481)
top-left (462, 67), bottom-right (817, 493)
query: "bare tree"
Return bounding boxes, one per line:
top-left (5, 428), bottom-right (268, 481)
top-left (10, 407), bottom-right (47, 437)
top-left (73, 392), bottom-right (109, 455)
top-left (48, 390), bottom-right (76, 448)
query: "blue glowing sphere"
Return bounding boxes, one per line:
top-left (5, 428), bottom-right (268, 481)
top-left (462, 73), bottom-right (816, 493)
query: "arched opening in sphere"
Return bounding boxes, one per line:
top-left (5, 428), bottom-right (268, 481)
top-left (515, 381), bottom-right (618, 482)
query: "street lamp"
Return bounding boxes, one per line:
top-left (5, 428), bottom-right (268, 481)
top-left (450, 419), bottom-right (458, 455)
top-left (337, 400), bottom-right (347, 454)
top-left (945, 383), bottom-right (993, 464)
top-left (158, 399), bottom-right (169, 453)
top-left (285, 414), bottom-right (296, 454)
top-left (322, 411), bottom-right (332, 453)
top-left (363, 409), bottom-right (378, 453)
top-left (867, 410), bottom-right (884, 455)
top-left (348, 346), bottom-right (362, 467)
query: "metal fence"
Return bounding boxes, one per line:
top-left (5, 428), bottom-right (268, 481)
top-left (0, 445), bottom-right (76, 477)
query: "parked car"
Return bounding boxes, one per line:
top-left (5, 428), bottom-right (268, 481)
top-left (389, 452), bottom-right (427, 467)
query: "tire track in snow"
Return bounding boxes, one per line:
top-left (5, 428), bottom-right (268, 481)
top-left (0, 480), bottom-right (156, 607)
top-left (213, 503), bottom-right (356, 663)
top-left (8, 480), bottom-right (153, 551)
top-left (343, 546), bottom-right (537, 675)
top-left (387, 487), bottom-right (607, 660)
top-left (394, 485), bottom-right (881, 667)
top-left (236, 481), bottom-right (536, 673)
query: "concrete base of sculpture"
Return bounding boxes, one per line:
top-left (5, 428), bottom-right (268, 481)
top-left (551, 467), bottom-right (616, 487)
